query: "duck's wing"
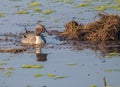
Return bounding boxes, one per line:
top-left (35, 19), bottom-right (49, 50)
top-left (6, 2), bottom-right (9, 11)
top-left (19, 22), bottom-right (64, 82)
top-left (21, 33), bottom-right (36, 44)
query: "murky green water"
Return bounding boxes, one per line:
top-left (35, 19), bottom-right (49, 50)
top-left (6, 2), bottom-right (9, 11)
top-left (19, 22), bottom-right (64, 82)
top-left (0, 0), bottom-right (120, 87)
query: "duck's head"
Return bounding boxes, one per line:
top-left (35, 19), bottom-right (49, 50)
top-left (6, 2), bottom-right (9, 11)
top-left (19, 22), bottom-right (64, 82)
top-left (34, 25), bottom-right (47, 44)
top-left (35, 25), bottom-right (46, 36)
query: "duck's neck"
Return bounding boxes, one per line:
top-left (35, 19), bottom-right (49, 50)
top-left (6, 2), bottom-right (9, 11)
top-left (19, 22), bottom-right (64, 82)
top-left (35, 36), bottom-right (41, 44)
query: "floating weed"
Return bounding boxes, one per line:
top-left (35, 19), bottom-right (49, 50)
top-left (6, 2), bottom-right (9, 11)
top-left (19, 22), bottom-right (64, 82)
top-left (3, 71), bottom-right (13, 77)
top-left (34, 8), bottom-right (41, 13)
top-left (33, 73), bottom-right (68, 79)
top-left (54, 19), bottom-right (60, 23)
top-left (95, 5), bottom-right (106, 11)
top-left (0, 13), bottom-right (5, 18)
top-left (108, 52), bottom-right (120, 56)
top-left (47, 73), bottom-right (56, 78)
top-left (104, 55), bottom-right (112, 58)
top-left (21, 64), bottom-right (43, 69)
top-left (33, 74), bottom-right (44, 77)
top-left (28, 1), bottom-right (41, 8)
top-left (0, 61), bottom-right (7, 65)
top-left (16, 10), bottom-right (28, 14)
top-left (10, 0), bottom-right (22, 1)
top-left (54, 76), bottom-right (68, 80)
top-left (90, 84), bottom-right (97, 87)
top-left (105, 69), bottom-right (113, 73)
top-left (77, 11), bottom-right (83, 14)
top-left (66, 63), bottom-right (76, 66)
top-left (55, 0), bottom-right (63, 2)
top-left (64, 0), bottom-right (73, 4)
top-left (42, 9), bottom-right (54, 15)
top-left (109, 5), bottom-right (120, 11)
top-left (75, 3), bottom-right (89, 8)
top-left (105, 69), bottom-right (120, 73)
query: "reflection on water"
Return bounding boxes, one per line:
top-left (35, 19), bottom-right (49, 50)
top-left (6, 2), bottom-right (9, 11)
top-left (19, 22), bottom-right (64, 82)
top-left (36, 53), bottom-right (47, 62)
top-left (35, 44), bottom-right (47, 62)
top-left (90, 42), bottom-right (120, 57)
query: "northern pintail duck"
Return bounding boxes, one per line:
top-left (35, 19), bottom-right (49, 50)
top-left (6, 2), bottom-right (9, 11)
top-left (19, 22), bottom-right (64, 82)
top-left (21, 24), bottom-right (49, 45)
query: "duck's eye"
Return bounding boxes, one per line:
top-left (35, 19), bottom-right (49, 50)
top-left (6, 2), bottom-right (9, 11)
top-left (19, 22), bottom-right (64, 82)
top-left (24, 35), bottom-right (27, 38)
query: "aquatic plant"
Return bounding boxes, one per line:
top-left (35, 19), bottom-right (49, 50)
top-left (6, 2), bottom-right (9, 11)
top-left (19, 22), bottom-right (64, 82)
top-left (54, 0), bottom-right (73, 4)
top-left (64, 0), bottom-right (73, 4)
top-left (96, 5), bottom-right (106, 11)
top-left (0, 13), bottom-right (5, 18)
top-left (16, 10), bottom-right (28, 14)
top-left (54, 19), bottom-right (60, 23)
top-left (34, 8), bottom-right (41, 12)
top-left (66, 63), bottom-right (76, 66)
top-left (105, 69), bottom-right (120, 73)
top-left (4, 71), bottom-right (13, 77)
top-left (54, 76), bottom-right (68, 79)
top-left (9, 0), bottom-right (22, 1)
top-left (21, 64), bottom-right (43, 69)
top-left (75, 3), bottom-right (89, 8)
top-left (90, 84), bottom-right (97, 87)
top-left (42, 9), bottom-right (54, 15)
top-left (33, 74), bottom-right (43, 77)
top-left (0, 61), bottom-right (7, 65)
top-left (47, 73), bottom-right (56, 78)
top-left (28, 1), bottom-right (41, 8)
top-left (108, 52), bottom-right (120, 56)
top-left (54, 0), bottom-right (63, 2)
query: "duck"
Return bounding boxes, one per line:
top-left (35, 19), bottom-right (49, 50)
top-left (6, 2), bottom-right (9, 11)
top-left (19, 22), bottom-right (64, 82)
top-left (21, 24), bottom-right (49, 45)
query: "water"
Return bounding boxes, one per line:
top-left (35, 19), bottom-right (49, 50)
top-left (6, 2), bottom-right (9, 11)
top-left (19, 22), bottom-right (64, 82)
top-left (0, 0), bottom-right (120, 87)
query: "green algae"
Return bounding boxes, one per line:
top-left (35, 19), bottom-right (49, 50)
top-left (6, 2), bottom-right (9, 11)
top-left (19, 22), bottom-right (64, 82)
top-left (21, 64), bottom-right (43, 69)
top-left (75, 3), bottom-right (89, 8)
top-left (33, 74), bottom-right (44, 77)
top-left (54, 76), bottom-right (68, 79)
top-left (90, 84), bottom-right (97, 87)
top-left (54, 19), bottom-right (60, 23)
top-left (64, 0), bottom-right (73, 4)
top-left (0, 13), bottom-right (5, 18)
top-left (47, 73), bottom-right (56, 78)
top-left (42, 9), bottom-right (54, 15)
top-left (16, 10), bottom-right (29, 14)
top-left (95, 5), bottom-right (106, 11)
top-left (105, 69), bottom-right (120, 73)
top-left (108, 52), bottom-right (120, 56)
top-left (28, 1), bottom-right (41, 8)
top-left (66, 63), bottom-right (76, 66)
top-left (34, 8), bottom-right (41, 12)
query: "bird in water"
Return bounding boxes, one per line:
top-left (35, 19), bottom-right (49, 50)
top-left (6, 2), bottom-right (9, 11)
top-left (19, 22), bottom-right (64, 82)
top-left (21, 24), bottom-right (50, 46)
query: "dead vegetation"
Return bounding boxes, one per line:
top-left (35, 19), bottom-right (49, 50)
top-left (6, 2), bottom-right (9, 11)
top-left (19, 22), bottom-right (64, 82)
top-left (60, 13), bottom-right (120, 44)
top-left (0, 48), bottom-right (26, 53)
